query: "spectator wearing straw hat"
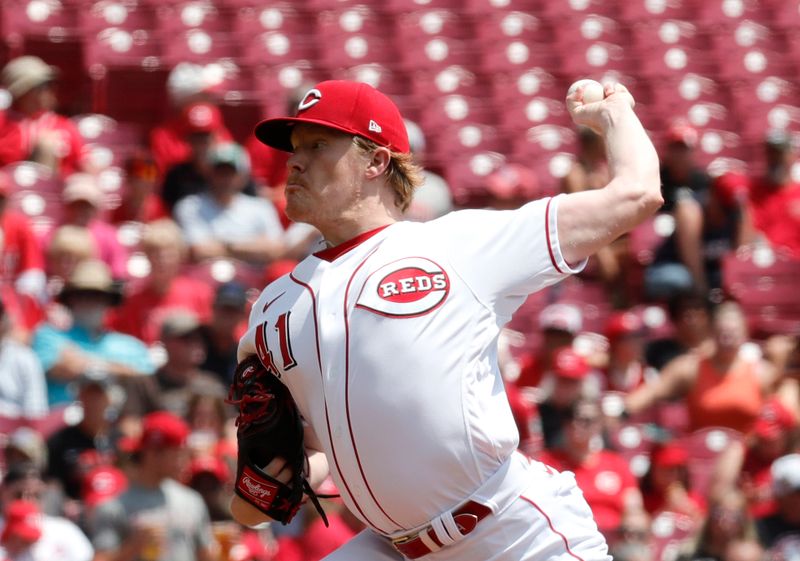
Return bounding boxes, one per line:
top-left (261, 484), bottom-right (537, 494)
top-left (31, 259), bottom-right (154, 406)
top-left (0, 56), bottom-right (85, 176)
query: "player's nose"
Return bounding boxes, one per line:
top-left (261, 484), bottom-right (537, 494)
top-left (287, 151), bottom-right (305, 173)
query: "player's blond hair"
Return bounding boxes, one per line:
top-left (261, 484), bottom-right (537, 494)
top-left (353, 136), bottom-right (424, 212)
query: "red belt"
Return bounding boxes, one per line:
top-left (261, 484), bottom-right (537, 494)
top-left (390, 501), bottom-right (493, 559)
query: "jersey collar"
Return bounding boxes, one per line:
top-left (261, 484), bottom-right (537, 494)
top-left (314, 224), bottom-right (392, 262)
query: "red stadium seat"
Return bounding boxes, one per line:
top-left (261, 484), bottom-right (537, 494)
top-left (552, 13), bottom-right (630, 46)
top-left (630, 19), bottom-right (712, 51)
top-left (242, 31), bottom-right (316, 68)
top-left (477, 39), bottom-right (560, 74)
top-left (426, 123), bottom-right (510, 166)
top-left (79, 1), bottom-right (157, 34)
top-left (316, 5), bottom-right (390, 39)
top-left (232, 3), bottom-right (311, 36)
top-left (442, 151), bottom-right (507, 207)
top-left (649, 511), bottom-right (696, 561)
top-left (722, 246), bottom-right (800, 335)
top-left (84, 27), bottom-right (162, 73)
top-left (409, 66), bottom-right (492, 100)
top-left (397, 35), bottom-right (479, 72)
top-left (678, 427), bottom-right (743, 497)
top-left (71, 113), bottom-right (144, 146)
top-left (617, 0), bottom-right (695, 22)
top-left (1, 0), bottom-right (80, 48)
top-left (473, 10), bottom-right (554, 44)
top-left (161, 30), bottom-right (240, 66)
top-left (154, 1), bottom-right (234, 34)
top-left (489, 67), bottom-right (566, 104)
top-left (418, 94), bottom-right (497, 131)
top-left (498, 97), bottom-right (572, 134)
top-left (317, 34), bottom-right (395, 71)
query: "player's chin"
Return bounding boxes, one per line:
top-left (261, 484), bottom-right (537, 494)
top-left (284, 198), bottom-right (311, 224)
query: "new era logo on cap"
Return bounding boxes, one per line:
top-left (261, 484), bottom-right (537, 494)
top-left (254, 80), bottom-right (410, 154)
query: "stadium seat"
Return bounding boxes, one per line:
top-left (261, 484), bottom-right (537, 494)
top-left (232, 3), bottom-right (311, 36)
top-left (316, 34), bottom-right (395, 71)
top-left (154, 1), bottom-right (234, 34)
top-left (79, 0), bottom-right (157, 35)
top-left (71, 113), bottom-right (144, 146)
top-left (182, 258), bottom-right (265, 291)
top-left (397, 35), bottom-right (479, 72)
top-left (409, 66), bottom-right (492, 100)
top-left (0, 0), bottom-right (80, 49)
top-left (473, 10), bottom-right (554, 44)
top-left (316, 5), bottom-right (390, 39)
top-left (678, 427), bottom-right (743, 497)
top-left (722, 246), bottom-right (800, 335)
top-left (442, 151), bottom-right (507, 207)
top-left (418, 94), bottom-right (497, 131)
top-left (630, 19), bottom-right (712, 51)
top-left (649, 511), bottom-right (696, 561)
top-left (477, 38), bottom-right (560, 74)
top-left (161, 30), bottom-right (240, 66)
top-left (242, 31), bottom-right (316, 68)
top-left (489, 67), bottom-right (566, 104)
top-left (426, 122), bottom-right (510, 166)
top-left (498, 97), bottom-right (572, 134)
top-left (617, 0), bottom-right (695, 23)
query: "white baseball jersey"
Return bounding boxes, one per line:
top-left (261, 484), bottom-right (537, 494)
top-left (238, 195), bottom-right (586, 536)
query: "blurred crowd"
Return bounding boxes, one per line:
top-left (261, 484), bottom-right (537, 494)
top-left (0, 51), bottom-right (798, 561)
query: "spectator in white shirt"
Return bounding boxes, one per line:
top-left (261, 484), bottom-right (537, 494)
top-left (0, 298), bottom-right (48, 418)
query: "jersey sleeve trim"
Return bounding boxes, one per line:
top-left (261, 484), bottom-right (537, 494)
top-left (546, 195), bottom-right (588, 276)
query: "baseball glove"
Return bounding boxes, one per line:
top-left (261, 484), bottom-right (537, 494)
top-left (228, 355), bottom-right (329, 526)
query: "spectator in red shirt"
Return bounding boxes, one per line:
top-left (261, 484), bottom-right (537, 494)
top-left (639, 442), bottom-right (705, 521)
top-left (109, 152), bottom-right (167, 225)
top-left (0, 56), bottom-right (85, 176)
top-left (0, 171), bottom-right (46, 331)
top-left (537, 398), bottom-right (645, 538)
top-left (747, 130), bottom-right (800, 257)
top-left (109, 218), bottom-right (213, 344)
top-left (56, 174), bottom-right (128, 279)
top-left (150, 63), bottom-right (232, 175)
top-left (516, 302), bottom-right (583, 389)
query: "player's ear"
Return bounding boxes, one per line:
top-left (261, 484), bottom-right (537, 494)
top-left (365, 147), bottom-right (391, 180)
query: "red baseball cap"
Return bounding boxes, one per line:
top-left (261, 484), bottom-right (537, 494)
top-left (186, 455), bottom-right (230, 484)
top-left (666, 119), bottom-right (698, 148)
top-left (138, 411), bottom-right (190, 450)
top-left (651, 443), bottom-right (689, 468)
top-left (183, 102), bottom-right (223, 134)
top-left (486, 163), bottom-right (539, 200)
top-left (254, 80), bottom-right (410, 154)
top-left (553, 347), bottom-right (590, 380)
top-left (82, 465), bottom-right (128, 507)
top-left (605, 311), bottom-right (645, 343)
top-left (753, 398), bottom-right (796, 440)
top-left (1, 500), bottom-right (43, 544)
top-left (712, 172), bottom-right (749, 208)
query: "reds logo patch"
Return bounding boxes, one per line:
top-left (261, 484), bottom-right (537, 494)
top-left (356, 257), bottom-right (449, 317)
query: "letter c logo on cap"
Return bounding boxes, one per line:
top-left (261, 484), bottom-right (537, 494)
top-left (298, 88), bottom-right (322, 111)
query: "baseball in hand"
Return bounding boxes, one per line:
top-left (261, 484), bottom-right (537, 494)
top-left (568, 79), bottom-right (605, 104)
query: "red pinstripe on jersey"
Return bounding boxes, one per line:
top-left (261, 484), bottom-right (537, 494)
top-left (521, 496), bottom-right (586, 561)
top-left (288, 272), bottom-right (387, 533)
top-left (342, 245), bottom-right (404, 531)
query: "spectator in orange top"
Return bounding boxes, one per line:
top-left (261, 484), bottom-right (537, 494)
top-left (537, 399), bottom-right (645, 539)
top-left (150, 63), bottom-right (232, 174)
top-left (109, 218), bottom-right (213, 345)
top-left (109, 152), bottom-right (168, 225)
top-left (624, 301), bottom-right (776, 434)
top-left (0, 56), bottom-right (85, 176)
top-left (710, 398), bottom-right (798, 518)
top-left (746, 130), bottom-right (800, 257)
